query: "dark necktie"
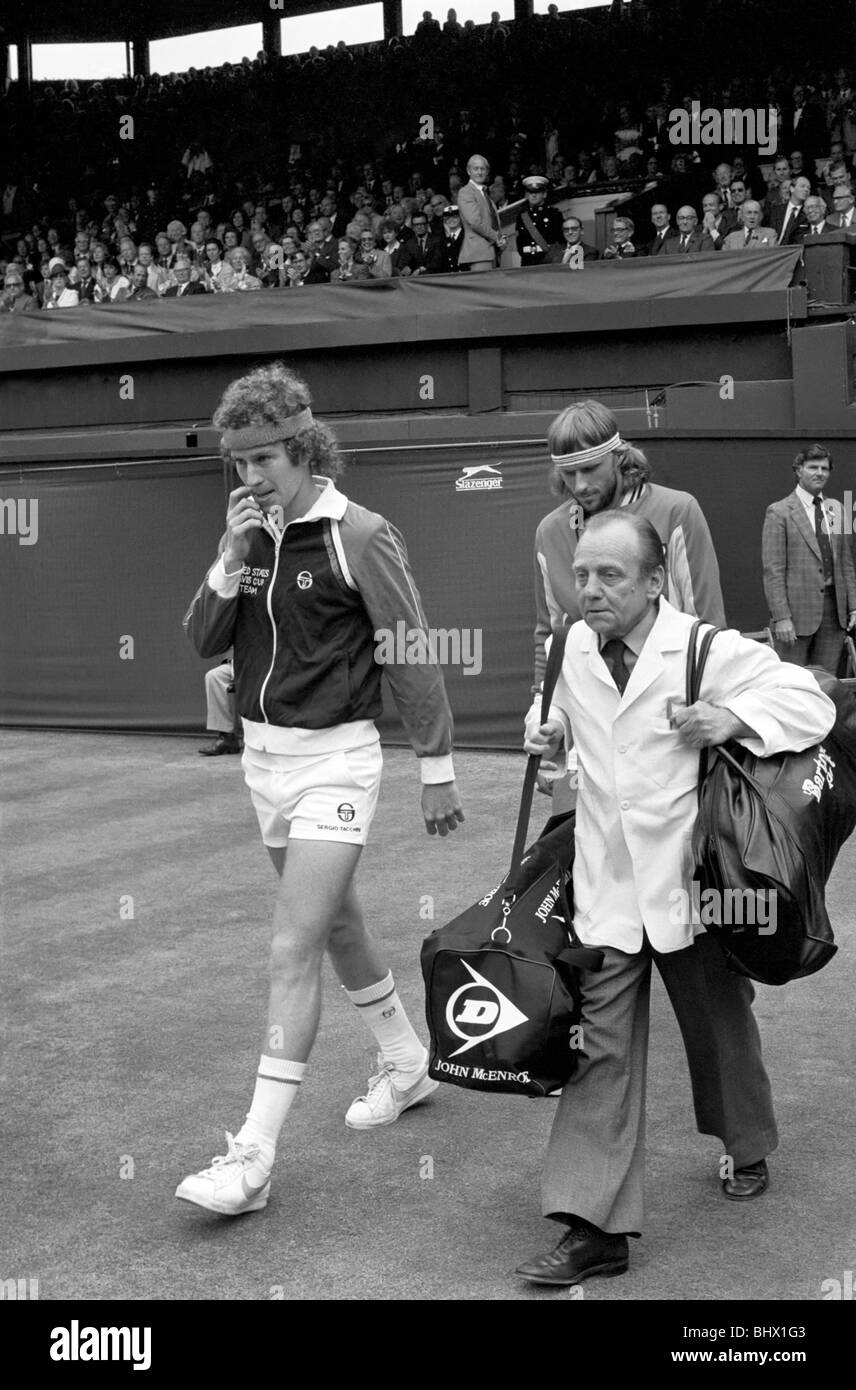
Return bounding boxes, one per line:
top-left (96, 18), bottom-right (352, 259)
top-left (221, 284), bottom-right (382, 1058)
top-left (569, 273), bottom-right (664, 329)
top-left (601, 638), bottom-right (631, 694)
top-left (813, 497), bottom-right (835, 583)
top-left (681, 234), bottom-right (688, 250)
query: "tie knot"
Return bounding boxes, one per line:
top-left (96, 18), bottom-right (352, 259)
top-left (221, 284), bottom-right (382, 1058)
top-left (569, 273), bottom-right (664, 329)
top-left (601, 638), bottom-right (630, 693)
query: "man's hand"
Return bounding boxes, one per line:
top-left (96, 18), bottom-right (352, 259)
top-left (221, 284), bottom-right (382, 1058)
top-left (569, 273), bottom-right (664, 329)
top-left (773, 617), bottom-right (797, 645)
top-left (536, 758), bottom-right (561, 795)
top-left (524, 718), bottom-right (564, 759)
top-left (671, 701), bottom-right (754, 748)
top-left (222, 485), bottom-right (266, 570)
top-left (422, 781), bottom-right (465, 837)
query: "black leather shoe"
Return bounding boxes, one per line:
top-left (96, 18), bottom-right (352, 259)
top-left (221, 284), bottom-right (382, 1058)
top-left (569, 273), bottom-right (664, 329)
top-left (721, 1158), bottom-right (769, 1201)
top-left (515, 1220), bottom-right (629, 1286)
top-left (198, 734), bottom-right (243, 756)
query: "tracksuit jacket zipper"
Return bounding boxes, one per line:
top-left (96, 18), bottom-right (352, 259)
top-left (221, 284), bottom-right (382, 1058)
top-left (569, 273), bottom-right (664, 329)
top-left (258, 522), bottom-right (284, 724)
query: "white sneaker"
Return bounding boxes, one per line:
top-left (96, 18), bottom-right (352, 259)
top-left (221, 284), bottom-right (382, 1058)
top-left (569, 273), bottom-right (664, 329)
top-left (345, 1052), bottom-right (439, 1130)
top-left (175, 1132), bottom-right (272, 1215)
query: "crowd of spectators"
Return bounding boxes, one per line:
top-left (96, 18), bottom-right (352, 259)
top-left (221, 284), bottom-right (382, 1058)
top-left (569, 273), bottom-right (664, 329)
top-left (3, 0), bottom-right (856, 309)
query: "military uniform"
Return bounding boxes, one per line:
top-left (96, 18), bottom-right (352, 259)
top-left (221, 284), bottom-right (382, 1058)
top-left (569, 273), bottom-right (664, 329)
top-left (516, 175), bottom-right (564, 266)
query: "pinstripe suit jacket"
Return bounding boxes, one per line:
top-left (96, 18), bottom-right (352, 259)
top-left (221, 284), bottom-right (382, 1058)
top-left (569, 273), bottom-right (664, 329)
top-left (761, 490), bottom-right (856, 634)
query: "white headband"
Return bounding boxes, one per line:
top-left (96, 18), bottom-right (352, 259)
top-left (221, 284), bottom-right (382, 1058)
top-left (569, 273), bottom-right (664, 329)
top-left (221, 409), bottom-right (313, 451)
top-left (551, 431), bottom-right (622, 469)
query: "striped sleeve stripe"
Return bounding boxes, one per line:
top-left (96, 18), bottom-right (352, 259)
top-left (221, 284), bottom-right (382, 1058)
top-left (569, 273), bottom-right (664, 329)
top-left (383, 520), bottom-right (430, 629)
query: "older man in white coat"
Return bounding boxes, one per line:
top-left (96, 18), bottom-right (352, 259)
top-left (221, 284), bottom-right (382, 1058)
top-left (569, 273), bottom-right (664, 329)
top-left (520, 512), bottom-right (835, 1287)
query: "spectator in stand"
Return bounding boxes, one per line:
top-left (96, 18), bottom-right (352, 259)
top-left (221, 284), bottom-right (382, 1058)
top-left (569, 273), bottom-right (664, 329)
top-left (0, 268), bottom-right (37, 314)
top-left (646, 203), bottom-right (677, 255)
top-left (127, 263), bottom-right (158, 302)
top-left (259, 245), bottom-right (287, 289)
top-left (545, 215), bottom-right (600, 264)
top-left (769, 176), bottom-right (812, 244)
top-left (162, 255), bottom-right (208, 296)
top-left (409, 210), bottom-right (444, 274)
top-left (614, 102), bottom-right (643, 163)
top-left (230, 211), bottom-right (253, 250)
top-left (138, 243), bottom-right (169, 294)
top-left (828, 184), bottom-right (856, 229)
top-left (443, 8), bottom-right (462, 37)
top-left (782, 86), bottom-right (827, 165)
top-left (330, 236), bottom-right (371, 282)
top-left (381, 217), bottom-right (414, 276)
top-left (73, 255), bottom-right (99, 302)
top-left (281, 249), bottom-right (315, 288)
top-left (117, 236), bottom-right (138, 278)
top-left (154, 232), bottom-right (173, 271)
top-left (224, 247), bottom-right (262, 290)
top-left (700, 192), bottom-right (733, 249)
top-left (762, 158), bottom-right (793, 221)
top-left (516, 175), bottom-right (563, 267)
top-left (356, 228), bottom-right (392, 278)
top-left (664, 206), bottom-right (713, 255)
top-left (44, 259), bottom-right (80, 309)
top-left (602, 215), bottom-right (637, 258)
top-left (457, 154), bottom-right (506, 272)
top-left (439, 205), bottom-right (464, 271)
top-left (797, 195), bottom-right (831, 239)
top-left (204, 239), bottom-right (238, 292)
top-left (727, 177), bottom-right (751, 224)
top-left (166, 220), bottom-right (197, 266)
top-left (304, 221), bottom-right (334, 279)
top-left (189, 222), bottom-right (208, 260)
top-left (721, 201), bottom-right (777, 249)
top-left (97, 259), bottom-right (131, 303)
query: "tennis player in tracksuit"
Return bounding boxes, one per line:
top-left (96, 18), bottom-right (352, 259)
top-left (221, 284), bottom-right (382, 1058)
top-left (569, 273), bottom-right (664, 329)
top-left (177, 361), bottom-right (463, 1216)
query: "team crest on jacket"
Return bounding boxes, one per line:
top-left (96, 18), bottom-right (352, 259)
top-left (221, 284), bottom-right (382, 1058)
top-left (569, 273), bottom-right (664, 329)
top-left (296, 571), bottom-right (313, 589)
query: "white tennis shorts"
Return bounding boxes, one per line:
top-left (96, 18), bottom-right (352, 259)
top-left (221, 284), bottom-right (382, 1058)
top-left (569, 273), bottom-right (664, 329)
top-left (241, 740), bottom-right (383, 847)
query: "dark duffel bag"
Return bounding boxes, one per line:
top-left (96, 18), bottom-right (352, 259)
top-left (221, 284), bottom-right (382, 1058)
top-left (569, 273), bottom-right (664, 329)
top-left (689, 622), bottom-right (856, 985)
top-left (420, 629), bottom-right (602, 1096)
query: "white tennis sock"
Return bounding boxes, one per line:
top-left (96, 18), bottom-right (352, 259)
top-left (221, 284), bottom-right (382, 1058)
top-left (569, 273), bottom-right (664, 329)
top-left (346, 972), bottom-right (426, 1076)
top-left (234, 1056), bottom-right (305, 1159)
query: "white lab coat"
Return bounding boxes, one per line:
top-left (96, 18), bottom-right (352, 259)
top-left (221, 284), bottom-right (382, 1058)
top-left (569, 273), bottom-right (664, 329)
top-left (540, 599), bottom-right (836, 954)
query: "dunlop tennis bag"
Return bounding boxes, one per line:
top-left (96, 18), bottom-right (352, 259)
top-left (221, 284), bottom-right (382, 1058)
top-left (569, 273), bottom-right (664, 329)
top-left (688, 623), bottom-right (856, 985)
top-left (420, 629), bottom-right (603, 1097)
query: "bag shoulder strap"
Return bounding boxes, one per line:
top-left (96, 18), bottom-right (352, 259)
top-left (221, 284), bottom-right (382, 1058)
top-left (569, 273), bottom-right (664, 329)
top-left (507, 626), bottom-right (569, 885)
top-left (686, 619), bottom-right (719, 792)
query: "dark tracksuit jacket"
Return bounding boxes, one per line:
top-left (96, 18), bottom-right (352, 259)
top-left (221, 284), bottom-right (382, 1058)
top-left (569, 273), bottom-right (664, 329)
top-left (183, 477), bottom-right (454, 782)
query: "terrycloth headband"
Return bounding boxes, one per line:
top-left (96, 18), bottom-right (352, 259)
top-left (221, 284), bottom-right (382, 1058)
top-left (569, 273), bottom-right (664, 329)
top-left (551, 431), bottom-right (622, 468)
top-left (221, 409), bottom-right (314, 451)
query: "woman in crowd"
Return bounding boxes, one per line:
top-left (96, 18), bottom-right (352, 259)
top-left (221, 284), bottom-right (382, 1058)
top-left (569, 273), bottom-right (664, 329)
top-left (356, 228), bottom-right (392, 278)
top-left (380, 217), bottom-right (413, 276)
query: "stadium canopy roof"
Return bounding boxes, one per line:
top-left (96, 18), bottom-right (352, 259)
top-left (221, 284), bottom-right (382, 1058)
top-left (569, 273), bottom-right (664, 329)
top-left (0, 0), bottom-right (377, 45)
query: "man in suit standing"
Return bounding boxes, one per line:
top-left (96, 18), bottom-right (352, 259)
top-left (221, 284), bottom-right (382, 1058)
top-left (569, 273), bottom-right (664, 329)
top-left (721, 202), bottom-right (777, 249)
top-left (782, 86), bottom-right (827, 164)
top-left (663, 206), bottom-right (714, 254)
top-left (768, 176), bottom-right (812, 244)
top-left (762, 444), bottom-right (856, 672)
top-left (545, 215), bottom-right (600, 264)
top-left (456, 153), bottom-right (507, 272)
top-left (518, 510), bottom-right (834, 1287)
top-left (645, 203), bottom-right (677, 255)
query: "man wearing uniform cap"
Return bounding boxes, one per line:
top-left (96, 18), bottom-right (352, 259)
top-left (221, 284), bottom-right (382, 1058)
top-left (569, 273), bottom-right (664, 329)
top-left (177, 361), bottom-right (464, 1218)
top-left (515, 175), bottom-right (564, 267)
top-left (440, 205), bottom-right (465, 272)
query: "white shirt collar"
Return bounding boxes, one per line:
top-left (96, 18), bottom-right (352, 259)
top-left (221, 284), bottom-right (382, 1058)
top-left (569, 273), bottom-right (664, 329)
top-left (795, 483), bottom-right (824, 509)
